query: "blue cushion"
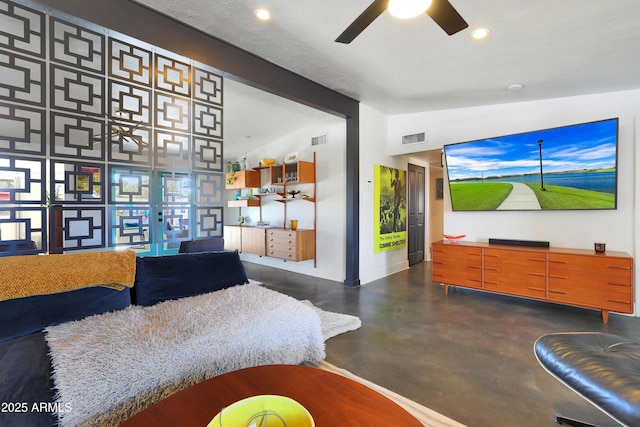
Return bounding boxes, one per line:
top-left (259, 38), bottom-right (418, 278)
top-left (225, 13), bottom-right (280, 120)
top-left (178, 237), bottom-right (224, 253)
top-left (0, 287), bottom-right (131, 342)
top-left (0, 331), bottom-right (56, 426)
top-left (133, 250), bottom-right (248, 306)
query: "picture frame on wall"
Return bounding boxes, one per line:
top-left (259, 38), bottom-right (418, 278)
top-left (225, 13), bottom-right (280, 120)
top-left (373, 164), bottom-right (407, 253)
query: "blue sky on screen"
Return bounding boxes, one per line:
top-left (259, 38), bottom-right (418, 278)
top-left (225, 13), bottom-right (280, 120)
top-left (444, 119), bottom-right (617, 180)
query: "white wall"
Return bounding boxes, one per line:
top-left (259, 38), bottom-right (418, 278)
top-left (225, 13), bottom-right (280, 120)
top-left (386, 89), bottom-right (639, 313)
top-left (230, 115), bottom-right (348, 282)
top-left (230, 89), bottom-right (639, 294)
top-left (359, 104), bottom-right (411, 284)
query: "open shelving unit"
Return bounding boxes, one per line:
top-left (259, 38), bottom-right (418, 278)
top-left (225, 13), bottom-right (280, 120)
top-left (224, 153), bottom-right (316, 265)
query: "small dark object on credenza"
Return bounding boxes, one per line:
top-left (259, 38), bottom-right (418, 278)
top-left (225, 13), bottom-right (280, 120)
top-left (488, 238), bottom-right (550, 248)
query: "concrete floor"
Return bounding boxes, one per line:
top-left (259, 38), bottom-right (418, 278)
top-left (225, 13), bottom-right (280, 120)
top-left (243, 260), bottom-right (640, 427)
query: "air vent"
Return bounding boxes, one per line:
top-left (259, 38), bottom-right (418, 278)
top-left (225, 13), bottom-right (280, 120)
top-left (311, 134), bottom-right (328, 146)
top-left (402, 132), bottom-right (426, 144)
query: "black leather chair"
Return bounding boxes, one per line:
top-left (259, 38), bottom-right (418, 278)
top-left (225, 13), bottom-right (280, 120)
top-left (534, 332), bottom-right (640, 427)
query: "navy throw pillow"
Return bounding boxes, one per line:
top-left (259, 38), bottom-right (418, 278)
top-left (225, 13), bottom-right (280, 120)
top-left (178, 237), bottom-right (224, 253)
top-left (133, 250), bottom-right (248, 306)
top-left (0, 287), bottom-right (131, 342)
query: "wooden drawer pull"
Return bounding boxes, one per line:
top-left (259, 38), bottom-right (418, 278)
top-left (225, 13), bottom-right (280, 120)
top-left (548, 274), bottom-right (568, 279)
top-left (485, 280), bottom-right (500, 285)
top-left (606, 298), bottom-right (629, 304)
top-left (527, 287), bottom-right (545, 292)
top-left (484, 267), bottom-right (500, 272)
top-left (528, 258), bottom-right (546, 262)
top-left (608, 282), bottom-right (630, 287)
top-left (528, 272), bottom-right (545, 277)
top-left (607, 265), bottom-right (631, 270)
top-left (485, 254), bottom-right (500, 258)
top-left (549, 260), bottom-right (568, 264)
top-left (549, 290), bottom-right (568, 295)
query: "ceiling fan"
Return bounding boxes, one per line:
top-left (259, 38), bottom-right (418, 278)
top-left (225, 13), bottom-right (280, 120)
top-left (335, 0), bottom-right (468, 44)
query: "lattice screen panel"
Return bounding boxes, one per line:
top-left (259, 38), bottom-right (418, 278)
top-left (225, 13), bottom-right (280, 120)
top-left (0, 102), bottom-right (46, 155)
top-left (193, 206), bottom-right (223, 239)
top-left (0, 0), bottom-right (225, 256)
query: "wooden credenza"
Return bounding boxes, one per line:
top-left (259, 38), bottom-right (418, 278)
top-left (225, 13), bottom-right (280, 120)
top-left (432, 240), bottom-right (634, 323)
top-left (224, 226), bottom-right (315, 262)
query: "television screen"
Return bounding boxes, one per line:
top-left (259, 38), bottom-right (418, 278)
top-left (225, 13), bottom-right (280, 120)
top-left (443, 118), bottom-right (618, 211)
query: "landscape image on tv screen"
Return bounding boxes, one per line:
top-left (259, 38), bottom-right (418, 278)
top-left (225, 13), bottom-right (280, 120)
top-left (443, 118), bottom-right (618, 211)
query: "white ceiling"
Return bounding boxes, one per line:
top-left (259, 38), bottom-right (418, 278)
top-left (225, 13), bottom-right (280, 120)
top-left (133, 0), bottom-right (640, 158)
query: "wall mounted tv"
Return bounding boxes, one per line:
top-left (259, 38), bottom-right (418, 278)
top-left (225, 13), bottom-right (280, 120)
top-left (443, 118), bottom-right (618, 211)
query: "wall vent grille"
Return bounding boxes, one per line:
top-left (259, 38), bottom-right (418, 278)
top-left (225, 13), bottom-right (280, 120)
top-left (311, 134), bottom-right (328, 146)
top-left (402, 132), bottom-right (426, 144)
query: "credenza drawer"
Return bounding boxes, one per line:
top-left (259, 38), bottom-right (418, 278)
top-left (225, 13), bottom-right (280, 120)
top-left (483, 277), bottom-right (546, 299)
top-left (548, 253), bottom-right (632, 275)
top-left (548, 284), bottom-right (632, 313)
top-left (484, 249), bottom-right (546, 266)
top-left (268, 230), bottom-right (296, 240)
top-left (268, 242), bottom-right (296, 252)
top-left (432, 269), bottom-right (482, 289)
top-left (484, 269), bottom-right (545, 287)
top-left (432, 243), bottom-right (482, 258)
top-left (432, 255), bottom-right (482, 271)
top-left (548, 269), bottom-right (631, 291)
top-left (268, 249), bottom-right (296, 260)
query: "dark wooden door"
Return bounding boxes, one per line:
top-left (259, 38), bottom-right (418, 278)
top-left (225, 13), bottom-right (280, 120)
top-left (408, 163), bottom-right (425, 266)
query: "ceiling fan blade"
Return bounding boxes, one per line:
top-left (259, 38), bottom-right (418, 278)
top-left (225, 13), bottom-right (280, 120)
top-left (426, 0), bottom-right (468, 36)
top-left (335, 0), bottom-right (388, 44)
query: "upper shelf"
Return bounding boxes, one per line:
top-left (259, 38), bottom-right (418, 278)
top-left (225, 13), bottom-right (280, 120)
top-left (225, 170), bottom-right (260, 189)
top-left (261, 160), bottom-right (315, 185)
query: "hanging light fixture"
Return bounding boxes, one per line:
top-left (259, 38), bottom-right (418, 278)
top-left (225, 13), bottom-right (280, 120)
top-left (388, 0), bottom-right (432, 19)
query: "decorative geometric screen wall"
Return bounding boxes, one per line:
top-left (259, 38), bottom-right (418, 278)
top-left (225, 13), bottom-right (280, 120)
top-left (0, 0), bottom-right (224, 256)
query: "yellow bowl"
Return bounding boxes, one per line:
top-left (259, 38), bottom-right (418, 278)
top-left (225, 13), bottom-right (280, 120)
top-left (207, 395), bottom-right (314, 427)
top-left (261, 158), bottom-right (276, 166)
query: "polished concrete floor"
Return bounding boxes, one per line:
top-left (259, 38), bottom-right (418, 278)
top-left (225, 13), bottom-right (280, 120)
top-left (243, 260), bottom-right (640, 427)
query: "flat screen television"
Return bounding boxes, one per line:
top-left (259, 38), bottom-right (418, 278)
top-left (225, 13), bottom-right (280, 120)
top-left (443, 118), bottom-right (618, 211)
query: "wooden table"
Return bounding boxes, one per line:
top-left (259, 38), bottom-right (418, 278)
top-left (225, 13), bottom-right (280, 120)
top-left (119, 364), bottom-right (423, 426)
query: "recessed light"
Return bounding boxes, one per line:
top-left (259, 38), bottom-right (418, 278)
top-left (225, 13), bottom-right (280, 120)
top-left (254, 9), bottom-right (270, 21)
top-left (507, 84), bottom-right (524, 91)
top-left (471, 28), bottom-right (490, 40)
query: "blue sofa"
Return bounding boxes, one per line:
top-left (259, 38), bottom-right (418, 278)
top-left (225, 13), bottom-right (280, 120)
top-left (0, 250), bottom-right (247, 427)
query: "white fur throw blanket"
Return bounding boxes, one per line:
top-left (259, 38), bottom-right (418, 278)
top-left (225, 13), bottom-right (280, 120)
top-left (45, 284), bottom-right (359, 427)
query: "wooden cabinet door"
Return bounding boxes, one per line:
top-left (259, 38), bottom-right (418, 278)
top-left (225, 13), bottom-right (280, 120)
top-left (241, 227), bottom-right (266, 256)
top-left (223, 226), bottom-right (242, 251)
top-left (225, 170), bottom-right (260, 189)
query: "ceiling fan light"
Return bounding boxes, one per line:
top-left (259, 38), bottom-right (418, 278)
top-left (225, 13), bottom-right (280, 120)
top-left (388, 0), bottom-right (432, 19)
top-left (254, 9), bottom-right (270, 21)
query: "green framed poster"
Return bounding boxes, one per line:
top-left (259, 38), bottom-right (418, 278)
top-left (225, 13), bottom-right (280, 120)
top-left (374, 165), bottom-right (407, 253)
